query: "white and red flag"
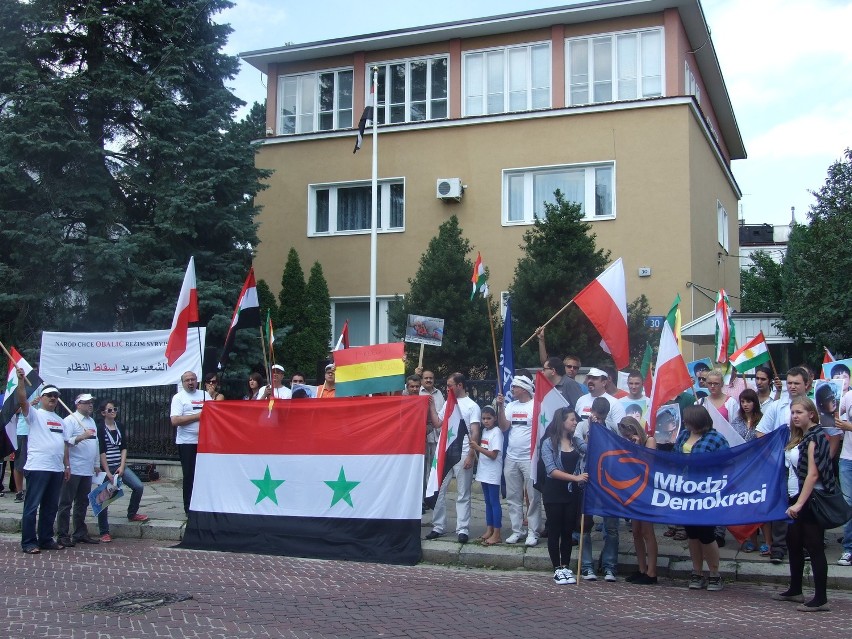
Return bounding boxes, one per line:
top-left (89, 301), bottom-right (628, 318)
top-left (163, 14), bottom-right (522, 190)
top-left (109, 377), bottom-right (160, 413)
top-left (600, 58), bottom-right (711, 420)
top-left (530, 371), bottom-right (569, 485)
top-left (165, 257), bottom-right (199, 366)
top-left (819, 347), bottom-right (835, 379)
top-left (574, 258), bottom-right (629, 369)
top-left (334, 320), bottom-right (350, 351)
top-left (647, 322), bottom-right (693, 434)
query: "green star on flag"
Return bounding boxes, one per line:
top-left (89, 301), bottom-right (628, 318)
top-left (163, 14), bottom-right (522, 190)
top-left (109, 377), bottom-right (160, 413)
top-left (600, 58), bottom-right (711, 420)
top-left (250, 466), bottom-right (285, 505)
top-left (325, 466), bottom-right (360, 508)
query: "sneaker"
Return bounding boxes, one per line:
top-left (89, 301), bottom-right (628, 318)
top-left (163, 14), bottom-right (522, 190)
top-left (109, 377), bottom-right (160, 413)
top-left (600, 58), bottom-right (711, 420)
top-left (838, 552), bottom-right (852, 566)
top-left (424, 530), bottom-right (443, 540)
top-left (14, 491), bottom-right (24, 502)
top-left (706, 575), bottom-right (724, 591)
top-left (100, 533), bottom-right (112, 543)
top-left (604, 569), bottom-right (617, 582)
top-left (580, 568), bottom-right (597, 581)
top-left (770, 551), bottom-right (784, 564)
top-left (127, 514), bottom-right (149, 523)
top-left (563, 569), bottom-right (577, 584)
top-left (457, 533), bottom-right (469, 544)
top-left (525, 534), bottom-right (538, 547)
top-left (741, 540), bottom-right (756, 553)
top-left (759, 543), bottom-right (770, 556)
top-left (553, 567), bottom-right (570, 585)
top-left (688, 573), bottom-right (707, 590)
top-left (505, 533), bottom-right (523, 544)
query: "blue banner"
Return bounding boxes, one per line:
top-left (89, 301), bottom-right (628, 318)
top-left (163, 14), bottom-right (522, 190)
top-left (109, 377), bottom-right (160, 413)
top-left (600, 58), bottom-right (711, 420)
top-left (497, 298), bottom-right (514, 400)
top-left (584, 424), bottom-right (790, 525)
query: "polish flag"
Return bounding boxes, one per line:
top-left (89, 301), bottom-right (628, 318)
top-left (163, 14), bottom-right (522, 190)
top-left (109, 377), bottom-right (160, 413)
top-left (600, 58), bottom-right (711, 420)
top-left (573, 258), bottom-right (629, 369)
top-left (647, 322), bottom-right (693, 434)
top-left (165, 257), bottom-right (199, 366)
top-left (530, 371), bottom-right (569, 485)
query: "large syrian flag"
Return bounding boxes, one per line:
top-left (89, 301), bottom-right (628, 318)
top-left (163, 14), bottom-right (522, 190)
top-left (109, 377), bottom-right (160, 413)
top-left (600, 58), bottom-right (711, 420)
top-left (181, 394), bottom-right (429, 565)
top-left (424, 390), bottom-right (467, 508)
top-left (530, 371), bottom-right (569, 485)
top-left (1, 347), bottom-right (43, 425)
top-left (218, 268), bottom-right (261, 369)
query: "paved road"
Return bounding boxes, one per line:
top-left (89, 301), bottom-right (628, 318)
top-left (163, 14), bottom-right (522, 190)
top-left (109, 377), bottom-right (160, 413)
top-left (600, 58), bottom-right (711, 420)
top-left (2, 535), bottom-right (850, 639)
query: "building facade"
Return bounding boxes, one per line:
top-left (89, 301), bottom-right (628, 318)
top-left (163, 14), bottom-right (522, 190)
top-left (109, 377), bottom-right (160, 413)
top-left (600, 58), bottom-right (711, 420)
top-left (243, 0), bottom-right (745, 346)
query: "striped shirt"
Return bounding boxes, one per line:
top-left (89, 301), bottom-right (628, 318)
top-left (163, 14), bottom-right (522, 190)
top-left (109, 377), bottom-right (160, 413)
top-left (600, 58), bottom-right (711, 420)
top-left (98, 423), bottom-right (125, 470)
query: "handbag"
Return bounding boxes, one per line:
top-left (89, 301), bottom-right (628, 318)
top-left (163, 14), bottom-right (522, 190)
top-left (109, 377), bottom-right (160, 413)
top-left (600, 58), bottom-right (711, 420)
top-left (808, 487), bottom-right (852, 530)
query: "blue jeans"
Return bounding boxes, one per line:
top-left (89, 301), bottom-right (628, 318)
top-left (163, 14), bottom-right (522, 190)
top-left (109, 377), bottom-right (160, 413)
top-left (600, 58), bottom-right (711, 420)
top-left (21, 470), bottom-right (64, 550)
top-left (840, 459), bottom-right (852, 554)
top-left (582, 516), bottom-right (619, 573)
top-left (481, 482), bottom-right (502, 529)
top-left (98, 467), bottom-right (145, 534)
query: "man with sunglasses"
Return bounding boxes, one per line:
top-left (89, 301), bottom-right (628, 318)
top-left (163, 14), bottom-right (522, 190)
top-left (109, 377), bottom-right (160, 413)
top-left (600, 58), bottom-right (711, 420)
top-left (15, 370), bottom-right (82, 554)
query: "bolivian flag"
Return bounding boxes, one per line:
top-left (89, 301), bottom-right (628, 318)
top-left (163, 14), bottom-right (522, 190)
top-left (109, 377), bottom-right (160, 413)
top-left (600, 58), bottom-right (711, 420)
top-left (181, 395), bottom-right (428, 565)
top-left (334, 343), bottom-right (405, 397)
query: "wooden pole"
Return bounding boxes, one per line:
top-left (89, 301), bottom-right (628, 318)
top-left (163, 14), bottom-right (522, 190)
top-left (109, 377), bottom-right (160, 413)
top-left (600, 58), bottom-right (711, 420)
top-left (418, 343), bottom-right (425, 369)
top-left (576, 496), bottom-right (586, 585)
top-left (486, 294), bottom-right (502, 396)
top-left (520, 298), bottom-right (576, 348)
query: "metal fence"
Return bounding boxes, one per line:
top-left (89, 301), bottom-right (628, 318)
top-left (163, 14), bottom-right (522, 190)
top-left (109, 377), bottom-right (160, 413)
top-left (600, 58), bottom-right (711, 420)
top-left (57, 378), bottom-right (500, 460)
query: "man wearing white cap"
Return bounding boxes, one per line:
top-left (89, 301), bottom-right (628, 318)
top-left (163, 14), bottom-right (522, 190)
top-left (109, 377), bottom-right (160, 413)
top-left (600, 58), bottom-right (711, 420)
top-left (264, 364), bottom-right (292, 400)
top-left (56, 393), bottom-right (99, 546)
top-left (496, 375), bottom-right (542, 547)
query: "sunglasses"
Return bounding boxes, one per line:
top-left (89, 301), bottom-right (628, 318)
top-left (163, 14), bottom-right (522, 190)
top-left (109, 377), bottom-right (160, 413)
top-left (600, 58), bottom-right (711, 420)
top-left (104, 408), bottom-right (118, 413)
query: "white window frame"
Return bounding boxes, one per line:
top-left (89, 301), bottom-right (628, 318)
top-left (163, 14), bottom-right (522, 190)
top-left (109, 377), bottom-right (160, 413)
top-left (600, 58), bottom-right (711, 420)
top-left (717, 200), bottom-right (729, 252)
top-left (277, 67), bottom-right (354, 135)
top-left (685, 61), bottom-right (701, 104)
top-left (501, 162), bottom-right (616, 226)
top-left (462, 41), bottom-right (551, 116)
top-left (565, 27), bottom-right (664, 106)
top-left (308, 178), bottom-right (405, 237)
top-left (331, 296), bottom-right (399, 347)
top-left (368, 55), bottom-right (449, 125)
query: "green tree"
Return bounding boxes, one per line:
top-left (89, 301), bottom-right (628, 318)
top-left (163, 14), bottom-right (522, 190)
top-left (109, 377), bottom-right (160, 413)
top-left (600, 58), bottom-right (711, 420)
top-left (0, 0), bottom-right (267, 356)
top-left (779, 149), bottom-right (852, 356)
top-left (388, 216), bottom-right (495, 378)
top-left (302, 261), bottom-right (332, 376)
top-left (277, 248), bottom-right (308, 372)
top-left (508, 191), bottom-right (611, 367)
top-left (740, 251), bottom-right (784, 313)
top-left (626, 295), bottom-right (653, 368)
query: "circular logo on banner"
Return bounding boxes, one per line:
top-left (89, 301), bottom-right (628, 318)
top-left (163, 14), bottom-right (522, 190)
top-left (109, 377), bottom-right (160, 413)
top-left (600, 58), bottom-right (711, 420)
top-left (597, 450), bottom-right (650, 507)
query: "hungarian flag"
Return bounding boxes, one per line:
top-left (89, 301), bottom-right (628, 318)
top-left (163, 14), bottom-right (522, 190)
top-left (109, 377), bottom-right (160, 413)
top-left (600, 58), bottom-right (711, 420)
top-left (425, 390), bottom-right (467, 507)
top-left (666, 294), bottom-right (682, 353)
top-left (470, 252), bottom-right (489, 300)
top-left (714, 289), bottom-right (734, 363)
top-left (647, 322), bottom-right (693, 434)
top-left (730, 332), bottom-right (771, 372)
top-left (573, 258), bottom-right (629, 369)
top-left (333, 320), bottom-right (350, 351)
top-left (353, 79), bottom-right (375, 153)
top-left (639, 342), bottom-right (654, 397)
top-left (530, 371), bottom-right (569, 485)
top-left (181, 395), bottom-right (428, 565)
top-left (218, 268), bottom-right (261, 369)
top-left (1, 347), bottom-right (44, 425)
top-left (334, 343), bottom-right (404, 397)
top-left (165, 257), bottom-right (199, 366)
top-left (819, 348), bottom-right (835, 379)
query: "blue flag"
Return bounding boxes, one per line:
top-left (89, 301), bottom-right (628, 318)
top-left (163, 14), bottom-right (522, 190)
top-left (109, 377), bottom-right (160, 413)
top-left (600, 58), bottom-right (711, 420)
top-left (497, 298), bottom-right (514, 399)
top-left (584, 424), bottom-right (789, 525)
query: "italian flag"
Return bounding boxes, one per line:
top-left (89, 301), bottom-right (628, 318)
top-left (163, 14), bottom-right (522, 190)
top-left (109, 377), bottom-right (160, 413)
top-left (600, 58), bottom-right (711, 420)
top-left (573, 258), bottom-right (629, 369)
top-left (470, 252), bottom-right (489, 300)
top-left (181, 395), bottom-right (428, 565)
top-left (648, 322), bottom-right (693, 434)
top-left (729, 332), bottom-right (770, 372)
top-left (218, 268), bottom-right (261, 369)
top-left (530, 371), bottom-right (569, 485)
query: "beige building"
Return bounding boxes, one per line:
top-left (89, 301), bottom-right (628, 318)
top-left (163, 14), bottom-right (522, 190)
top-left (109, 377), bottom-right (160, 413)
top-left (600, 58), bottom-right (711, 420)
top-left (243, 0), bottom-right (744, 346)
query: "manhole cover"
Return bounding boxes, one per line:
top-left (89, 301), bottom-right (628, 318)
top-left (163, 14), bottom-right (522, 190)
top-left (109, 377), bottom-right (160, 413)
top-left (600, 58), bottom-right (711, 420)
top-left (83, 591), bottom-right (193, 613)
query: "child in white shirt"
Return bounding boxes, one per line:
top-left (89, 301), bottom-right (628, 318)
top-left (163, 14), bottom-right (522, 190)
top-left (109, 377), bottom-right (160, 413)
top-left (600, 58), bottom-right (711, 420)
top-left (471, 406), bottom-right (504, 545)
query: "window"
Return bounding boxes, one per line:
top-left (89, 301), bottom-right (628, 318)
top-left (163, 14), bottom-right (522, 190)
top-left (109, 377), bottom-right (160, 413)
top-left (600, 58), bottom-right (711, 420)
top-left (278, 68), bottom-right (353, 134)
top-left (685, 61), bottom-right (701, 104)
top-left (502, 163), bottom-right (615, 224)
top-left (463, 43), bottom-right (550, 116)
top-left (332, 298), bottom-right (400, 347)
top-left (717, 200), bottom-right (729, 252)
top-left (566, 28), bottom-right (662, 106)
top-left (310, 180), bottom-right (404, 236)
top-left (370, 56), bottom-right (448, 124)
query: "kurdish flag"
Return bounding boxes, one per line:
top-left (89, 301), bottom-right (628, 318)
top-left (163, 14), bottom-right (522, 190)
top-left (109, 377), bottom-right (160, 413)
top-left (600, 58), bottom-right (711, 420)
top-left (2, 347), bottom-right (43, 425)
top-left (181, 395), bottom-right (428, 564)
top-left (730, 332), bottom-right (771, 372)
top-left (334, 343), bottom-right (405, 397)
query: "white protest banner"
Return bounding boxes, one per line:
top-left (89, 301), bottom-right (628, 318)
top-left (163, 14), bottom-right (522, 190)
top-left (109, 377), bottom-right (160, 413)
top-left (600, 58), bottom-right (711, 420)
top-left (39, 329), bottom-right (205, 389)
top-left (404, 314), bottom-right (445, 347)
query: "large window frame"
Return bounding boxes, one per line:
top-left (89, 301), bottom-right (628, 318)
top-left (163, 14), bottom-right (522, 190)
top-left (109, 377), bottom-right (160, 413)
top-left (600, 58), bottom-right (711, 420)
top-left (502, 162), bottom-right (616, 225)
top-left (369, 55), bottom-right (449, 125)
top-left (717, 200), bottom-right (729, 252)
top-left (308, 179), bottom-right (405, 237)
top-left (277, 67), bottom-right (354, 135)
top-left (566, 28), bottom-right (663, 106)
top-left (463, 42), bottom-right (551, 116)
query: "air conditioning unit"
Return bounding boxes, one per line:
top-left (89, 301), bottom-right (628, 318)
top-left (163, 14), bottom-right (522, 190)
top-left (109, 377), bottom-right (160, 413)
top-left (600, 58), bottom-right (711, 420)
top-left (436, 178), bottom-right (464, 200)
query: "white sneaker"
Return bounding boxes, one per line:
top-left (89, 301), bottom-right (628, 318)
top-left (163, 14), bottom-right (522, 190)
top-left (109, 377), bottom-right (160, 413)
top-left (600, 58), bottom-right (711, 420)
top-left (525, 534), bottom-right (538, 547)
top-left (505, 533), bottom-right (523, 544)
top-left (553, 568), bottom-right (569, 585)
top-left (580, 568), bottom-right (597, 581)
top-left (838, 551), bottom-right (852, 566)
top-left (563, 569), bottom-right (577, 584)
top-left (604, 569), bottom-right (617, 582)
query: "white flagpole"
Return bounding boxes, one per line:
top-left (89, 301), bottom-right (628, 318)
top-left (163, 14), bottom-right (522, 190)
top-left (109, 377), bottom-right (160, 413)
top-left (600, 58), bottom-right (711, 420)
top-left (369, 67), bottom-right (379, 345)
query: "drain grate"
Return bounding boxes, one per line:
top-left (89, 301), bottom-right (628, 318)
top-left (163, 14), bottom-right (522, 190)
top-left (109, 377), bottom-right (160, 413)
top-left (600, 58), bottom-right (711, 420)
top-left (84, 590), bottom-right (193, 614)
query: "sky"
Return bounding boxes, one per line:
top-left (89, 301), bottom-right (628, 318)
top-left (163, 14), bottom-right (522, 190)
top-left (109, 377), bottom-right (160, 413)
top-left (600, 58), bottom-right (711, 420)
top-left (216, 0), bottom-right (852, 228)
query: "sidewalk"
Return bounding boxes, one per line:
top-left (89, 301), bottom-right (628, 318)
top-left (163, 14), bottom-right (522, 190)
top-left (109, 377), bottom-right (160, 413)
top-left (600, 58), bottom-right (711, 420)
top-left (2, 477), bottom-right (850, 589)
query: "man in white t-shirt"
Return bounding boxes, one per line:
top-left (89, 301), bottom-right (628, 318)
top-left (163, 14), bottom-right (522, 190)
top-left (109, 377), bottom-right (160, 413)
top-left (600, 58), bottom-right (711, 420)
top-left (425, 372), bottom-right (481, 544)
top-left (170, 371), bottom-right (210, 515)
top-left (264, 364), bottom-right (292, 400)
top-left (57, 393), bottom-right (99, 546)
top-left (416, 369), bottom-right (445, 504)
top-left (496, 375), bottom-right (541, 547)
top-left (16, 374), bottom-right (74, 554)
